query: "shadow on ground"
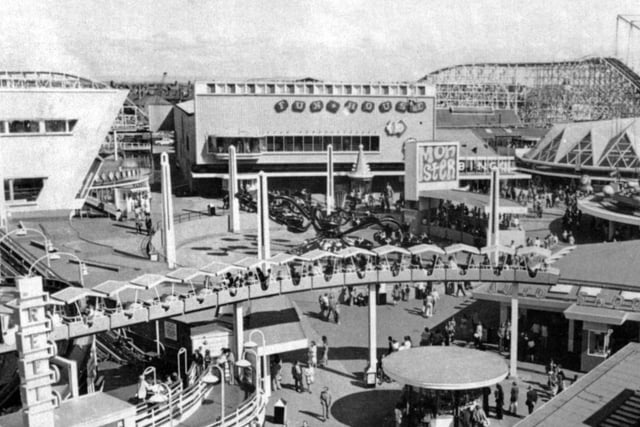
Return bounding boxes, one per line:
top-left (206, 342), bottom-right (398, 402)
top-left (331, 389), bottom-right (402, 426)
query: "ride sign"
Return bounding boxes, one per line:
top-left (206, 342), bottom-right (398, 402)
top-left (419, 143), bottom-right (458, 183)
top-left (404, 141), bottom-right (460, 200)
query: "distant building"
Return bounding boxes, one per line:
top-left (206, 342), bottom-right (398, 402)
top-left (174, 79), bottom-right (437, 196)
top-left (0, 71), bottom-right (128, 218)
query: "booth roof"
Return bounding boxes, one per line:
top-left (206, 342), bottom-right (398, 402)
top-left (419, 189), bottom-right (528, 214)
top-left (384, 346), bottom-right (508, 390)
top-left (554, 240), bottom-right (640, 288)
top-left (516, 342), bottom-right (640, 427)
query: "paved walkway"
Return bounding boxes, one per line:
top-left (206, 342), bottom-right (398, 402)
top-left (259, 291), bottom-right (578, 427)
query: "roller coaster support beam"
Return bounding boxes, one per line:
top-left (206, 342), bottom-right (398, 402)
top-left (228, 146), bottom-right (241, 232)
top-left (326, 144), bottom-right (335, 214)
top-left (161, 152), bottom-right (176, 269)
top-left (510, 283), bottom-right (519, 379)
top-left (365, 283), bottom-right (377, 387)
top-left (234, 303), bottom-right (244, 375)
top-left (257, 171), bottom-right (271, 261)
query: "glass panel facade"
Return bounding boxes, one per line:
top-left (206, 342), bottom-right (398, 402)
top-left (8, 120), bottom-right (39, 133)
top-left (208, 135), bottom-right (380, 153)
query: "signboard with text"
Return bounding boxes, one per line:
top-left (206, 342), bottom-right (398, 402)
top-left (405, 141), bottom-right (460, 201)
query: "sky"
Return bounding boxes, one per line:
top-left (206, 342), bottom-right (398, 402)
top-left (2, 0), bottom-right (640, 83)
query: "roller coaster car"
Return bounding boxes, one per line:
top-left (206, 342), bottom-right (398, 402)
top-left (236, 192), bottom-right (257, 212)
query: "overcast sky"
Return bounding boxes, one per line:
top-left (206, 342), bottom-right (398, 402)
top-left (2, 0), bottom-right (640, 82)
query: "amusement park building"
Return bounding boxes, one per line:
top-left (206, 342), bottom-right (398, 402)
top-left (518, 117), bottom-right (640, 182)
top-left (0, 72), bottom-right (128, 219)
top-left (174, 79), bottom-right (437, 195)
top-left (421, 57), bottom-right (640, 126)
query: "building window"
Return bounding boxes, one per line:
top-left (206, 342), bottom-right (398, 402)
top-left (294, 136), bottom-right (303, 151)
top-left (303, 136), bottom-right (313, 151)
top-left (363, 85), bottom-right (371, 95)
top-left (4, 178), bottom-right (46, 202)
top-left (588, 329), bottom-right (612, 357)
top-left (306, 85), bottom-right (314, 94)
top-left (400, 86), bottom-right (408, 95)
top-left (284, 136), bottom-right (294, 151)
top-left (345, 85), bottom-right (352, 95)
top-left (247, 84), bottom-right (256, 94)
top-left (267, 84), bottom-right (275, 94)
top-left (326, 85), bottom-right (333, 95)
top-left (418, 86), bottom-right (426, 95)
top-left (44, 120), bottom-right (66, 133)
top-left (286, 84), bottom-right (294, 94)
top-left (8, 120), bottom-right (39, 133)
top-left (381, 86), bottom-right (389, 95)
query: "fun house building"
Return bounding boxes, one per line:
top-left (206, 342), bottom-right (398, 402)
top-left (174, 79), bottom-right (437, 195)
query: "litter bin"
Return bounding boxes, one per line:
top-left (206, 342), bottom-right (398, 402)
top-left (208, 204), bottom-right (216, 216)
top-left (273, 398), bottom-right (287, 425)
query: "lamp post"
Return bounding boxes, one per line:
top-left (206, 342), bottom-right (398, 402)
top-left (0, 227), bottom-right (52, 267)
top-left (202, 365), bottom-right (225, 426)
top-left (241, 348), bottom-right (261, 396)
top-left (245, 329), bottom-right (268, 396)
top-left (28, 252), bottom-right (87, 287)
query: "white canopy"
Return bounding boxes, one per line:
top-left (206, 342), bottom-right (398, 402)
top-left (268, 253), bottom-right (303, 265)
top-left (200, 261), bottom-right (245, 276)
top-left (165, 268), bottom-right (203, 282)
top-left (372, 245), bottom-right (411, 256)
top-left (93, 280), bottom-right (145, 297)
top-left (234, 257), bottom-right (274, 269)
top-left (299, 249), bottom-right (341, 262)
top-left (52, 287), bottom-right (105, 304)
top-left (517, 246), bottom-right (551, 258)
top-left (445, 243), bottom-right (480, 255)
top-left (336, 247), bottom-right (375, 258)
top-left (409, 244), bottom-right (445, 256)
top-left (130, 273), bottom-right (169, 289)
top-left (480, 245), bottom-right (515, 256)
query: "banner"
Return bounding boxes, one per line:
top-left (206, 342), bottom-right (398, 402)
top-left (418, 143), bottom-right (458, 183)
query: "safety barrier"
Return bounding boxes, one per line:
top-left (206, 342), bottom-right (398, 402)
top-left (206, 391), bottom-right (267, 427)
top-left (135, 365), bottom-right (213, 427)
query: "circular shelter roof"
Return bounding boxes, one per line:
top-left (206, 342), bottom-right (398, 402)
top-left (383, 347), bottom-right (508, 390)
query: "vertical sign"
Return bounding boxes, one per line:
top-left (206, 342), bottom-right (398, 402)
top-left (405, 141), bottom-right (460, 201)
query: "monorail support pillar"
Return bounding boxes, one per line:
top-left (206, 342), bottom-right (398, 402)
top-left (509, 283), bottom-right (519, 379)
top-left (228, 146), bottom-right (240, 233)
top-left (489, 167), bottom-right (500, 265)
top-left (365, 283), bottom-right (377, 386)
top-left (326, 144), bottom-right (335, 215)
top-left (160, 152), bottom-right (176, 268)
top-left (257, 171), bottom-right (271, 261)
top-left (234, 303), bottom-right (244, 374)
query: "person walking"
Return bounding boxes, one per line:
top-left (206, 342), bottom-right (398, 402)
top-left (320, 386), bottom-right (332, 422)
top-left (320, 336), bottom-right (329, 367)
top-left (304, 365), bottom-right (315, 394)
top-left (308, 341), bottom-right (318, 368)
top-left (292, 360), bottom-right (303, 393)
top-left (494, 383), bottom-right (505, 419)
top-left (509, 381), bottom-right (519, 416)
top-left (526, 385), bottom-right (538, 414)
top-left (270, 357), bottom-right (282, 391)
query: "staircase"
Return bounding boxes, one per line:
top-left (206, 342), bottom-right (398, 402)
top-left (599, 390), bottom-right (640, 427)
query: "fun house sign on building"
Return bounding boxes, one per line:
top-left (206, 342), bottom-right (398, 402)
top-left (405, 140), bottom-right (460, 201)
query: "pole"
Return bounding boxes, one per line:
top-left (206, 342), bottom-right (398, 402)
top-left (257, 171), bottom-right (270, 261)
top-left (510, 283), bottom-right (519, 379)
top-left (366, 283), bottom-right (377, 386)
top-left (228, 146), bottom-right (240, 232)
top-left (326, 144), bottom-right (334, 214)
top-left (160, 152), bottom-right (176, 268)
top-left (155, 320), bottom-right (161, 356)
top-left (489, 167), bottom-right (500, 265)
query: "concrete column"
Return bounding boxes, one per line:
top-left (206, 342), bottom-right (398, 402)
top-left (233, 303), bottom-right (244, 366)
top-left (160, 152), bottom-right (176, 268)
top-left (568, 318), bottom-right (575, 352)
top-left (326, 144), bottom-right (334, 214)
top-left (257, 171), bottom-right (271, 261)
top-left (489, 167), bottom-right (500, 264)
top-left (510, 283), bottom-right (519, 378)
top-left (228, 146), bottom-right (240, 232)
top-left (365, 283), bottom-right (377, 386)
